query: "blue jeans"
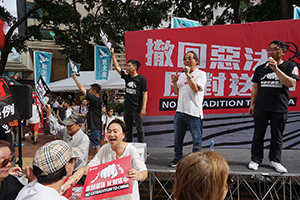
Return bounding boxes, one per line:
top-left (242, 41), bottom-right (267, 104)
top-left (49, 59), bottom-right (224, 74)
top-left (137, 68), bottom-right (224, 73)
top-left (88, 129), bottom-right (101, 148)
top-left (174, 112), bottom-right (203, 160)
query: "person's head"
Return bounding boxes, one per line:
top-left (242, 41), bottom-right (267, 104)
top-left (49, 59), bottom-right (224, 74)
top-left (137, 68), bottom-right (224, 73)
top-left (127, 59), bottom-right (141, 74)
top-left (62, 113), bottom-right (83, 136)
top-left (102, 106), bottom-right (107, 114)
top-left (81, 98), bottom-right (87, 106)
top-left (183, 51), bottom-right (199, 69)
top-left (107, 108), bottom-right (114, 117)
top-left (173, 151), bottom-right (230, 200)
top-left (71, 101), bottom-right (76, 106)
top-left (107, 119), bottom-right (127, 148)
top-left (0, 140), bottom-right (14, 182)
top-left (268, 40), bottom-right (288, 62)
top-left (89, 83), bottom-right (101, 96)
top-left (33, 140), bottom-right (83, 185)
top-left (64, 99), bottom-right (71, 108)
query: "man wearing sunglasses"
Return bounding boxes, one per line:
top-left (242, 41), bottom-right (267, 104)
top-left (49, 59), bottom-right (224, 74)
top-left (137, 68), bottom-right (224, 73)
top-left (0, 140), bottom-right (23, 200)
top-left (169, 51), bottom-right (207, 168)
top-left (248, 40), bottom-right (299, 173)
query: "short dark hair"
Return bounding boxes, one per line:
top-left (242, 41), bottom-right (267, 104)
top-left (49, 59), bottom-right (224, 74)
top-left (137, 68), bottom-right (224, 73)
top-left (269, 40), bottom-right (288, 51)
top-left (127, 59), bottom-right (141, 71)
top-left (90, 83), bottom-right (101, 94)
top-left (33, 158), bottom-right (75, 185)
top-left (184, 51), bottom-right (199, 62)
top-left (65, 99), bottom-right (71, 105)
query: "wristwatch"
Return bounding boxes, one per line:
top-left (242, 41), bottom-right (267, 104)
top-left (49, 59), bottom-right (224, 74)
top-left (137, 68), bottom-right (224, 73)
top-left (187, 75), bottom-right (192, 80)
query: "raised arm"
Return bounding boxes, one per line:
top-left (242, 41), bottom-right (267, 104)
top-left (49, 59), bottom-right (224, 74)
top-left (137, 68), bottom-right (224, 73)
top-left (110, 48), bottom-right (122, 76)
top-left (72, 73), bottom-right (87, 96)
top-left (172, 70), bottom-right (179, 95)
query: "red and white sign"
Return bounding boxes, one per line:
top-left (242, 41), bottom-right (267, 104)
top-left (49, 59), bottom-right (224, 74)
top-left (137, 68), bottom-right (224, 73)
top-left (32, 92), bottom-right (44, 134)
top-left (125, 19), bottom-right (300, 116)
top-left (81, 156), bottom-right (132, 200)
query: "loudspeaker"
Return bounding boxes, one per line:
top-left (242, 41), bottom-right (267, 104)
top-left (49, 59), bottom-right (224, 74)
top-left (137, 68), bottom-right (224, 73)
top-left (10, 85), bottom-right (32, 119)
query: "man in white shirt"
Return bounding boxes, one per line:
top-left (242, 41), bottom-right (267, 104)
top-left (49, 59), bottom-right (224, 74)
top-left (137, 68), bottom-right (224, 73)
top-left (16, 140), bottom-right (84, 200)
top-left (169, 51), bottom-right (207, 168)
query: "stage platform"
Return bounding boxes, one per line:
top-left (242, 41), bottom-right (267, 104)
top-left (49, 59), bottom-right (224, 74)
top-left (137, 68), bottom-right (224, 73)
top-left (144, 148), bottom-right (300, 200)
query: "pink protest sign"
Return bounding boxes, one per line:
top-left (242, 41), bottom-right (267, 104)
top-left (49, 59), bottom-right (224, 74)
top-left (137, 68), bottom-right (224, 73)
top-left (81, 155), bottom-right (132, 200)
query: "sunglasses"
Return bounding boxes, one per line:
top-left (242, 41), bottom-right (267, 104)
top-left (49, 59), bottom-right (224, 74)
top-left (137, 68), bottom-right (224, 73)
top-left (227, 175), bottom-right (235, 189)
top-left (0, 155), bottom-right (15, 168)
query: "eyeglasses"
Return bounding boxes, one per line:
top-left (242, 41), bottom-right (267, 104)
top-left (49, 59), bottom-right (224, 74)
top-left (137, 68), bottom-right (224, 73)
top-left (227, 175), bottom-right (235, 189)
top-left (183, 57), bottom-right (194, 61)
top-left (0, 154), bottom-right (15, 168)
top-left (267, 48), bottom-right (280, 52)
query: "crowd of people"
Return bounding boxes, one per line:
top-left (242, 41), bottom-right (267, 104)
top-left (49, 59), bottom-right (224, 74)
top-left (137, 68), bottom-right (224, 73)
top-left (0, 39), bottom-right (298, 200)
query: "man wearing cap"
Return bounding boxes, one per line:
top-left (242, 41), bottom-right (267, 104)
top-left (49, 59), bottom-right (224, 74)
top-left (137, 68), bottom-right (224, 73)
top-left (72, 73), bottom-right (102, 153)
top-left (45, 104), bottom-right (89, 171)
top-left (16, 140), bottom-right (83, 200)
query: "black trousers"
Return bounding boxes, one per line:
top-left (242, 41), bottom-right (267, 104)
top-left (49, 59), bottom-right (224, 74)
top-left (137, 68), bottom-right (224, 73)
top-left (251, 110), bottom-right (287, 164)
top-left (124, 110), bottom-right (144, 143)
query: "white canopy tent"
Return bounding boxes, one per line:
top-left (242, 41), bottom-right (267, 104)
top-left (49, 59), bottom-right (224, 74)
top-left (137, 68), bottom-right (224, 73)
top-left (48, 70), bottom-right (125, 92)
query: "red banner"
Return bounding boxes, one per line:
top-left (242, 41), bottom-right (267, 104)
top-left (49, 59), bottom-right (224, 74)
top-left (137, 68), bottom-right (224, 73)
top-left (125, 19), bottom-right (300, 116)
top-left (81, 156), bottom-right (132, 200)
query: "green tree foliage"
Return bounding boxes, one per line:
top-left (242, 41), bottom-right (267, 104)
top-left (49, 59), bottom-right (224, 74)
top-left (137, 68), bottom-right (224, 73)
top-left (242, 0), bottom-right (300, 22)
top-left (0, 0), bottom-right (171, 73)
top-left (51, 0), bottom-right (172, 70)
top-left (170, 0), bottom-right (245, 25)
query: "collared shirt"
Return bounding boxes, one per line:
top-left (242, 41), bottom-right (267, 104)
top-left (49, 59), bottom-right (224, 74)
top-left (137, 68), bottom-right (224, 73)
top-left (176, 68), bottom-right (207, 118)
top-left (16, 181), bottom-right (67, 200)
top-left (46, 115), bottom-right (89, 170)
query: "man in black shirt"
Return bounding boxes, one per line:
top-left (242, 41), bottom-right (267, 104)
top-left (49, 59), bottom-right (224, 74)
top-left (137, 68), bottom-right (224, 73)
top-left (111, 48), bottom-right (148, 143)
top-left (248, 40), bottom-right (299, 173)
top-left (72, 73), bottom-right (102, 153)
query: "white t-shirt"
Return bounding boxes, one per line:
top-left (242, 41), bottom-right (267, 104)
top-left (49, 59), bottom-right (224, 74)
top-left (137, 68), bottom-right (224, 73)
top-left (88, 143), bottom-right (147, 200)
top-left (16, 181), bottom-right (67, 200)
top-left (65, 108), bottom-right (73, 119)
top-left (176, 68), bottom-right (207, 118)
top-left (29, 104), bottom-right (40, 124)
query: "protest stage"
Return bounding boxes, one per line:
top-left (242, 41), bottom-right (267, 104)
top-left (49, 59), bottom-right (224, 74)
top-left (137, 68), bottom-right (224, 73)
top-left (143, 147), bottom-right (300, 200)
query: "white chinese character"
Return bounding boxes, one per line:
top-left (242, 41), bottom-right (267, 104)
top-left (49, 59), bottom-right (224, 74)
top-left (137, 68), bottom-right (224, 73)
top-left (145, 39), bottom-right (174, 67)
top-left (204, 73), bottom-right (226, 96)
top-left (41, 63), bottom-right (47, 70)
top-left (243, 47), bottom-right (268, 71)
top-left (229, 73), bottom-right (253, 96)
top-left (163, 71), bottom-right (181, 97)
top-left (210, 45), bottom-right (241, 70)
top-left (2, 105), bottom-right (11, 118)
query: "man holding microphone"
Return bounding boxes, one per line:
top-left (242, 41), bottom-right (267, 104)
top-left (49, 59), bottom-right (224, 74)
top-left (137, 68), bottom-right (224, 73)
top-left (169, 51), bottom-right (207, 168)
top-left (248, 40), bottom-right (299, 173)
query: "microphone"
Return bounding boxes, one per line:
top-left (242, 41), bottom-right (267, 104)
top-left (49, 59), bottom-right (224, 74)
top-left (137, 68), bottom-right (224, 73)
top-left (265, 57), bottom-right (272, 68)
top-left (182, 68), bottom-right (187, 73)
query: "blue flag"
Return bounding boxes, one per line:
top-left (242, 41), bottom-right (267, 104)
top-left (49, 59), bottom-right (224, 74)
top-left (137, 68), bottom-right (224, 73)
top-left (294, 5), bottom-right (300, 19)
top-left (171, 17), bottom-right (199, 28)
top-left (94, 45), bottom-right (111, 80)
top-left (34, 51), bottom-right (52, 84)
